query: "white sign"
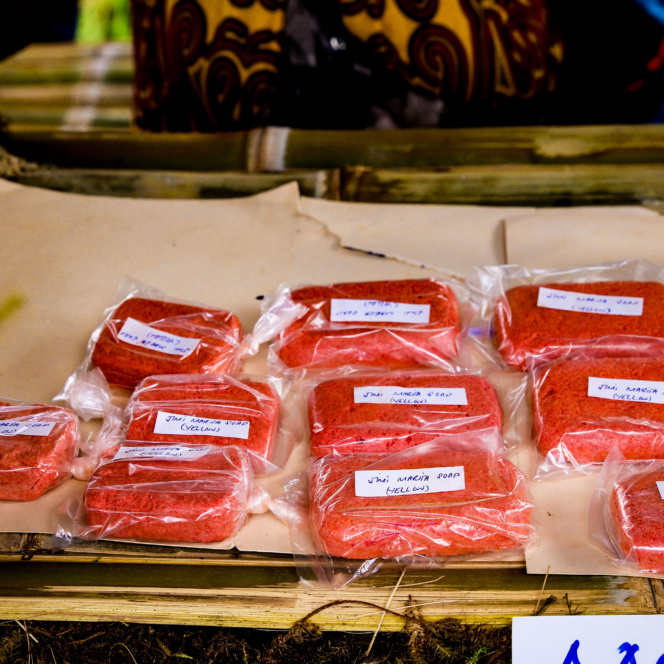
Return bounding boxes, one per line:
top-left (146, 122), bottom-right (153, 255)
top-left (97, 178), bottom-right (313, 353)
top-left (512, 615), bottom-right (664, 663)
top-left (656, 481), bottom-right (664, 500)
top-left (118, 317), bottom-right (200, 357)
top-left (0, 420), bottom-right (56, 436)
top-left (537, 287), bottom-right (643, 316)
top-left (153, 411), bottom-right (250, 439)
top-left (587, 377), bottom-right (664, 404)
top-left (113, 444), bottom-right (213, 461)
top-left (354, 386), bottom-right (468, 405)
top-left (330, 299), bottom-right (431, 324)
top-left (355, 466), bottom-right (465, 497)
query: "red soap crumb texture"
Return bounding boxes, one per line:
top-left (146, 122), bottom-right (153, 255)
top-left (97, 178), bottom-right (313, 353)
top-left (532, 357), bottom-right (664, 468)
top-left (308, 372), bottom-right (502, 456)
top-left (0, 401), bottom-right (79, 501)
top-left (91, 297), bottom-right (243, 390)
top-left (310, 447), bottom-right (532, 559)
top-left (494, 281), bottom-right (664, 370)
top-left (610, 468), bottom-right (664, 573)
top-left (82, 446), bottom-right (251, 543)
top-left (275, 279), bottom-right (460, 370)
top-left (125, 375), bottom-right (280, 460)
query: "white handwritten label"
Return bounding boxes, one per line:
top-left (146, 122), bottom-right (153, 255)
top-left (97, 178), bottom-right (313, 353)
top-left (113, 444), bottom-right (213, 461)
top-left (355, 465), bottom-right (465, 497)
top-left (118, 317), bottom-right (200, 357)
top-left (513, 615), bottom-right (664, 664)
top-left (537, 286), bottom-right (643, 316)
top-left (0, 420), bottom-right (56, 436)
top-left (330, 299), bottom-right (431, 324)
top-left (587, 377), bottom-right (664, 404)
top-left (354, 386), bottom-right (468, 406)
top-left (153, 411), bottom-right (250, 439)
top-left (657, 481), bottom-right (664, 500)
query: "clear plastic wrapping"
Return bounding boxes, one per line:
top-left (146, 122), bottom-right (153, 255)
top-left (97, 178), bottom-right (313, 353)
top-left (60, 280), bottom-right (245, 400)
top-left (470, 260), bottom-right (664, 371)
top-left (124, 373), bottom-right (284, 471)
top-left (260, 278), bottom-right (462, 373)
top-left (0, 399), bottom-right (80, 501)
top-left (306, 369), bottom-right (503, 457)
top-left (60, 444), bottom-right (254, 544)
top-left (91, 296), bottom-right (243, 390)
top-left (287, 431), bottom-right (535, 587)
top-left (589, 448), bottom-right (664, 574)
top-left (532, 354), bottom-right (664, 478)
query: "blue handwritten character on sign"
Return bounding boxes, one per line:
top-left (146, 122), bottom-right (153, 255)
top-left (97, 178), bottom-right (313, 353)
top-left (618, 642), bottom-right (639, 664)
top-left (562, 639), bottom-right (643, 664)
top-left (562, 640), bottom-right (581, 664)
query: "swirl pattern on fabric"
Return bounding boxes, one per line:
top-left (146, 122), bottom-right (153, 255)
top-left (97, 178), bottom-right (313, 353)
top-left (337, 0), bottom-right (560, 110)
top-left (131, 0), bottom-right (561, 130)
top-left (338, 0), bottom-right (386, 19)
top-left (396, 0), bottom-right (439, 21)
top-left (133, 0), bottom-right (284, 131)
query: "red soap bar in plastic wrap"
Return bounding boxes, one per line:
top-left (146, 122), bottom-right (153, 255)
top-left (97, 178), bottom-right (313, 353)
top-left (275, 279), bottom-right (460, 370)
top-left (494, 281), bottom-right (664, 370)
top-left (91, 297), bottom-right (243, 390)
top-left (82, 445), bottom-right (251, 543)
top-left (308, 372), bottom-right (502, 456)
top-left (610, 468), bottom-right (664, 573)
top-left (0, 401), bottom-right (79, 501)
top-left (532, 357), bottom-right (664, 469)
top-left (125, 375), bottom-right (280, 460)
top-left (310, 442), bottom-right (532, 559)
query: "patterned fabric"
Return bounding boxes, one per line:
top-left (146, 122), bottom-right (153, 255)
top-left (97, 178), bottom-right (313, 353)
top-left (132, 0), bottom-right (286, 131)
top-left (336, 0), bottom-right (562, 115)
top-left (132, 0), bottom-right (561, 131)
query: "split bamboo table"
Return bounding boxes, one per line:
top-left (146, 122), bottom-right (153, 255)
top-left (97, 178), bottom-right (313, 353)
top-left (2, 534), bottom-right (663, 630)
top-left (2, 42), bottom-right (664, 630)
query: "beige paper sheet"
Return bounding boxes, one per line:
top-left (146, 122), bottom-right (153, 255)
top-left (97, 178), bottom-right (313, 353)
top-left (502, 205), bottom-right (664, 578)
top-left (0, 180), bottom-right (313, 552)
top-left (526, 475), bottom-right (664, 580)
top-left (0, 180), bottom-right (496, 553)
top-left (299, 197), bottom-right (528, 276)
top-left (2, 179), bottom-right (663, 573)
top-left (505, 208), bottom-right (663, 269)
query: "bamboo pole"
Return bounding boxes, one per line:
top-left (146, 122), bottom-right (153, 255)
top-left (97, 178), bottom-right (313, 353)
top-left (0, 85), bottom-right (134, 111)
top-left (11, 168), bottom-right (333, 199)
top-left (6, 125), bottom-right (664, 174)
top-left (0, 560), bottom-right (657, 630)
top-left (280, 125), bottom-right (664, 170)
top-left (340, 164), bottom-right (664, 207)
top-left (0, 43), bottom-right (134, 86)
top-left (9, 160), bottom-right (664, 207)
top-left (3, 131), bottom-right (252, 171)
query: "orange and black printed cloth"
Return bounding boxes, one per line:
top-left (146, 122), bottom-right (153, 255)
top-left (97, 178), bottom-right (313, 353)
top-left (130, 0), bottom-right (663, 131)
top-left (131, 0), bottom-right (286, 131)
top-left (131, 0), bottom-right (562, 130)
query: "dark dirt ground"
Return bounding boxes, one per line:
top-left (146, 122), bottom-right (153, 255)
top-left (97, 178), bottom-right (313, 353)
top-left (0, 606), bottom-right (511, 664)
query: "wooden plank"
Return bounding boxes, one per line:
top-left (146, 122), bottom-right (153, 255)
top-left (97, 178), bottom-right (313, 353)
top-left (339, 164), bottom-right (664, 207)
